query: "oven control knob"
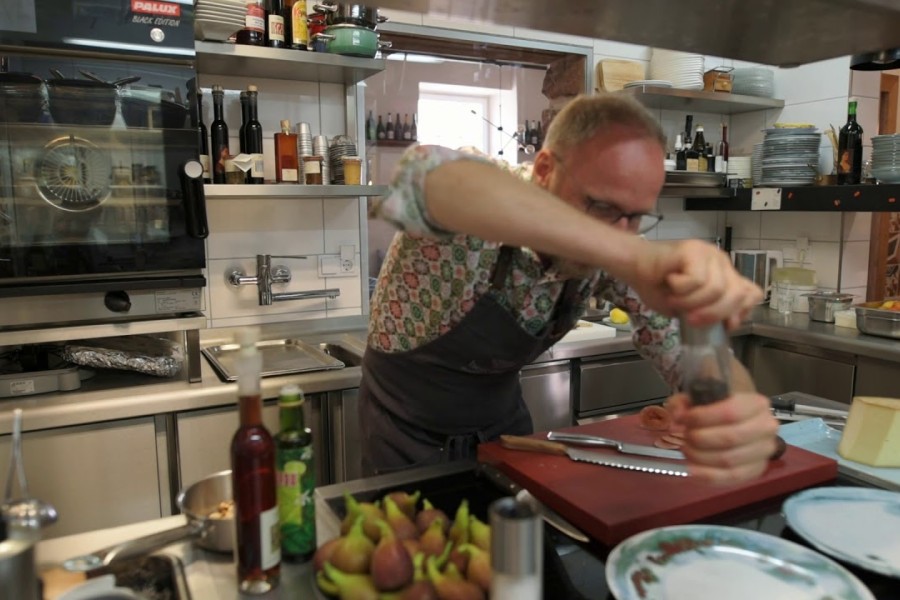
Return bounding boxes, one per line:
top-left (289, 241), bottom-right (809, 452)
top-left (150, 28), bottom-right (165, 43)
top-left (104, 291), bottom-right (132, 313)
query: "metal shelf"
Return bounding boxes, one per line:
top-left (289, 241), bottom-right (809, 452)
top-left (194, 41), bottom-right (385, 84)
top-left (204, 184), bottom-right (388, 198)
top-left (683, 184), bottom-right (900, 211)
top-left (617, 86), bottom-right (784, 114)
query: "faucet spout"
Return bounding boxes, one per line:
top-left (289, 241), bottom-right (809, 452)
top-left (271, 289), bottom-right (341, 302)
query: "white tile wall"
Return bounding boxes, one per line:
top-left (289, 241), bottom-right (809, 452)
top-left (759, 212), bottom-right (842, 242)
top-left (420, 15), bottom-right (516, 37)
top-left (654, 198), bottom-right (719, 241)
top-left (513, 27), bottom-right (594, 48)
top-left (843, 212), bottom-right (873, 242)
top-left (725, 212), bottom-right (762, 240)
top-left (593, 39), bottom-right (650, 62)
top-left (773, 57), bottom-right (851, 107)
top-left (840, 241), bottom-right (871, 290)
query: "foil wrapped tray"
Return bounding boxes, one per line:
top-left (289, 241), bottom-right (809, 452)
top-left (202, 338), bottom-right (345, 382)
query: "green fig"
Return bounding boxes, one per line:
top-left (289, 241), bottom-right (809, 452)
top-left (447, 500), bottom-right (469, 546)
top-left (403, 538), bottom-right (422, 558)
top-left (418, 518), bottom-right (448, 557)
top-left (342, 492), bottom-right (386, 542)
top-left (371, 520), bottom-right (415, 592)
top-left (415, 499), bottom-right (449, 535)
top-left (384, 490), bottom-right (421, 520)
top-left (447, 545), bottom-right (469, 575)
top-left (425, 555), bottom-right (484, 600)
top-left (317, 568), bottom-right (340, 597)
top-left (315, 536), bottom-right (344, 572)
top-left (456, 544), bottom-right (491, 592)
top-left (444, 562), bottom-right (464, 582)
top-left (384, 496), bottom-right (419, 541)
top-left (467, 516), bottom-right (490, 552)
top-left (331, 515), bottom-right (375, 574)
top-left (323, 562), bottom-right (379, 600)
top-left (378, 581), bottom-right (438, 600)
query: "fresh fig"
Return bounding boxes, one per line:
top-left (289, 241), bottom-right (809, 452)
top-left (371, 519), bottom-right (414, 592)
top-left (322, 562), bottom-right (379, 600)
top-left (456, 544), bottom-right (491, 592)
top-left (341, 492), bottom-right (386, 542)
top-left (415, 499), bottom-right (449, 535)
top-left (330, 515), bottom-right (375, 574)
top-left (384, 496), bottom-right (419, 541)
top-left (447, 500), bottom-right (469, 546)
top-left (384, 490), bottom-right (421, 520)
top-left (467, 515), bottom-right (490, 552)
top-left (418, 518), bottom-right (448, 558)
top-left (403, 538), bottom-right (422, 558)
top-left (425, 555), bottom-right (484, 600)
top-left (314, 536), bottom-right (342, 572)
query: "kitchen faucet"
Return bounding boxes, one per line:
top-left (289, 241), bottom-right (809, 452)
top-left (228, 254), bottom-right (340, 306)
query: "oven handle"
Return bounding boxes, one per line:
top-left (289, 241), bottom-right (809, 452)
top-left (180, 160), bottom-right (209, 239)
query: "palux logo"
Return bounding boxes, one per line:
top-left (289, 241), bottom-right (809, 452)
top-left (131, 0), bottom-right (181, 16)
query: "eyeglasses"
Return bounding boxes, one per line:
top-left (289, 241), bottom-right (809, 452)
top-left (549, 152), bottom-right (664, 235)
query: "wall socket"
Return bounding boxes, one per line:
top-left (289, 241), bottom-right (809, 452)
top-left (318, 255), bottom-right (358, 277)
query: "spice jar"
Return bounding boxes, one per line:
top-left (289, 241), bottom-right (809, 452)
top-left (341, 156), bottom-right (362, 185)
top-left (301, 155), bottom-right (323, 185)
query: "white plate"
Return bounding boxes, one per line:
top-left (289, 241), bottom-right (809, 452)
top-left (783, 487), bottom-right (900, 578)
top-left (623, 79), bottom-right (673, 88)
top-left (601, 316), bottom-right (632, 331)
top-left (606, 524), bottom-right (875, 600)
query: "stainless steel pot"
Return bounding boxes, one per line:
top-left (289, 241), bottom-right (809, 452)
top-left (804, 292), bottom-right (854, 323)
top-left (313, 3), bottom-right (387, 29)
top-left (62, 470), bottom-right (234, 572)
top-left (45, 70), bottom-right (118, 127)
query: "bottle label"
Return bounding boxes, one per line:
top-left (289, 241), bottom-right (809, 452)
top-left (200, 154), bottom-right (210, 178)
top-left (386, 129), bottom-right (394, 140)
top-left (303, 159), bottom-right (321, 174)
top-left (291, 1), bottom-right (308, 46)
top-left (403, 130), bottom-right (411, 141)
top-left (268, 15), bottom-right (285, 42)
top-left (377, 130), bottom-right (385, 140)
top-left (686, 158), bottom-right (700, 172)
top-left (277, 448), bottom-right (316, 556)
top-left (250, 153), bottom-right (264, 177)
top-left (280, 168), bottom-right (299, 182)
top-left (259, 505), bottom-right (281, 570)
top-left (245, 4), bottom-right (265, 33)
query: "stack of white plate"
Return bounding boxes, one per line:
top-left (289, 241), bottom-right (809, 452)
top-left (648, 49), bottom-right (704, 90)
top-left (871, 134), bottom-right (900, 183)
top-left (751, 143), bottom-right (764, 185)
top-left (727, 156), bottom-right (752, 183)
top-left (732, 67), bottom-right (776, 98)
top-left (759, 128), bottom-right (821, 187)
top-left (623, 80), bottom-right (673, 89)
top-left (195, 0), bottom-right (245, 41)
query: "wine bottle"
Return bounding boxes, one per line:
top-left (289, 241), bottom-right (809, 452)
top-left (715, 123), bottom-right (729, 174)
top-left (411, 113), bottom-right (417, 141)
top-left (366, 110), bottom-right (375, 141)
top-left (239, 91), bottom-right (249, 154)
top-left (535, 120), bottom-right (543, 151)
top-left (402, 113), bottom-right (411, 141)
top-left (236, 0), bottom-right (266, 46)
top-left (675, 134), bottom-right (686, 171)
top-left (386, 112), bottom-right (394, 140)
top-left (210, 85), bottom-right (229, 184)
top-left (376, 115), bottom-right (385, 140)
top-left (275, 384), bottom-right (316, 563)
top-left (266, 0), bottom-right (286, 48)
top-left (231, 327), bottom-right (280, 594)
top-left (530, 120), bottom-right (539, 146)
top-left (245, 85), bottom-right (265, 184)
top-left (837, 97), bottom-right (863, 185)
top-left (394, 112), bottom-right (402, 139)
top-left (705, 143), bottom-right (715, 173)
top-left (275, 120), bottom-right (299, 183)
top-left (193, 86), bottom-right (211, 183)
top-left (691, 124), bottom-right (707, 172)
top-left (683, 114), bottom-right (694, 148)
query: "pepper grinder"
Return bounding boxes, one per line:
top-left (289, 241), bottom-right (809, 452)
top-left (679, 320), bottom-right (732, 405)
top-left (489, 496), bottom-right (542, 600)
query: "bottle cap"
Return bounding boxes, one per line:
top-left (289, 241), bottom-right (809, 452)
top-left (248, 84), bottom-right (258, 93)
top-left (212, 84), bottom-right (223, 93)
top-left (280, 119), bottom-right (291, 131)
top-left (279, 384), bottom-right (304, 406)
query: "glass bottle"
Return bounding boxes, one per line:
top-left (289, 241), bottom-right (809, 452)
top-left (679, 320), bottom-right (731, 406)
top-left (411, 113), bottom-right (417, 141)
top-left (402, 113), bottom-right (411, 140)
top-left (691, 125), bottom-right (707, 172)
top-left (674, 134), bottom-right (686, 171)
top-left (285, 0), bottom-right (308, 50)
top-left (236, 0), bottom-right (266, 46)
top-left (210, 85), bottom-right (229, 184)
top-left (192, 86), bottom-right (211, 183)
top-left (245, 85), bottom-right (265, 184)
top-left (535, 120), bottom-right (543, 151)
top-left (275, 120), bottom-right (299, 183)
top-left (275, 384), bottom-right (316, 562)
top-left (705, 143), bottom-right (715, 173)
top-left (715, 123), bottom-right (729, 174)
top-left (239, 91), bottom-right (249, 154)
top-left (230, 327), bottom-right (280, 594)
top-left (394, 112), bottom-right (402, 140)
top-left (838, 97), bottom-right (863, 185)
top-left (683, 114), bottom-right (694, 148)
top-left (385, 112), bottom-right (394, 140)
top-left (366, 110), bottom-right (375, 141)
top-left (376, 114), bottom-right (385, 140)
top-left (266, 0), bottom-right (286, 48)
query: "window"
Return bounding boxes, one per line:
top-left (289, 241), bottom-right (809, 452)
top-left (417, 91), bottom-right (489, 152)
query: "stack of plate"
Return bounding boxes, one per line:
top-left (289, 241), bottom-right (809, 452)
top-left (727, 156), bottom-right (752, 184)
top-left (313, 135), bottom-right (330, 184)
top-left (871, 134), bottom-right (900, 183)
top-left (759, 128), bottom-right (821, 187)
top-left (195, 0), bottom-right (245, 41)
top-left (732, 67), bottom-right (776, 98)
top-left (648, 49), bottom-right (704, 90)
top-left (329, 135), bottom-right (358, 184)
top-left (752, 143), bottom-right (764, 185)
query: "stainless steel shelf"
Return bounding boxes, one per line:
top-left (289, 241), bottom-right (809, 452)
top-left (0, 314), bottom-right (207, 347)
top-left (617, 86), bottom-right (784, 114)
top-left (194, 41), bottom-right (385, 84)
top-left (684, 184), bottom-right (900, 211)
top-left (204, 184), bottom-right (388, 198)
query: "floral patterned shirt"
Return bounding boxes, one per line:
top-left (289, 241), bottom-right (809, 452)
top-left (368, 145), bottom-right (683, 388)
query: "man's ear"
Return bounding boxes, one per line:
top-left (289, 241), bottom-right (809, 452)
top-left (531, 149), bottom-right (553, 188)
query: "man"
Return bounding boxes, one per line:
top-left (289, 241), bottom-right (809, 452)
top-left (361, 94), bottom-right (777, 484)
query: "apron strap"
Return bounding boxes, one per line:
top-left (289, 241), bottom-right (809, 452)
top-left (490, 245), bottom-right (517, 291)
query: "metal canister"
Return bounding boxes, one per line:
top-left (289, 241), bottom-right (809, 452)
top-left (489, 496), bottom-right (542, 600)
top-left (0, 538), bottom-right (39, 600)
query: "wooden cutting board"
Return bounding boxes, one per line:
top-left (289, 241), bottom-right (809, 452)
top-left (477, 414), bottom-right (838, 547)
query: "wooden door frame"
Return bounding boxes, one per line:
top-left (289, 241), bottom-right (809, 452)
top-left (868, 73), bottom-right (899, 301)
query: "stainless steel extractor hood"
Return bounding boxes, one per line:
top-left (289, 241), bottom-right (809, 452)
top-left (374, 0), bottom-right (900, 67)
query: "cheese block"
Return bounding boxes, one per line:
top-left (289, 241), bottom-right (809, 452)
top-left (837, 396), bottom-right (900, 467)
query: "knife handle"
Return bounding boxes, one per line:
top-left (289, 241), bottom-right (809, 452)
top-left (500, 435), bottom-right (569, 456)
top-left (770, 396), bottom-right (795, 412)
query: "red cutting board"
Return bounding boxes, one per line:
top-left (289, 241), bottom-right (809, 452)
top-left (477, 414), bottom-right (838, 547)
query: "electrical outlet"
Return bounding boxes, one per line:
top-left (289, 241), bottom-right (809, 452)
top-left (318, 255), bottom-right (358, 278)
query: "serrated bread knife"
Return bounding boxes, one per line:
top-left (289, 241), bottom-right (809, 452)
top-left (500, 435), bottom-right (689, 477)
top-left (546, 431), bottom-right (685, 460)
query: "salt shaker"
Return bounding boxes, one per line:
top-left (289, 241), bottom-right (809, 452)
top-left (489, 496), bottom-right (542, 600)
top-left (679, 320), bottom-right (732, 405)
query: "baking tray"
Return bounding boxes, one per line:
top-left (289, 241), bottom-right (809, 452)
top-left (779, 418), bottom-right (900, 491)
top-left (202, 338), bottom-right (345, 382)
top-left (854, 298), bottom-right (900, 339)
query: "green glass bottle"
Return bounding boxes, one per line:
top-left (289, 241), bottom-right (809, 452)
top-left (275, 384), bottom-right (316, 562)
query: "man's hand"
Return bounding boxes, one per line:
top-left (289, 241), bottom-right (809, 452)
top-left (667, 392), bottom-right (779, 485)
top-left (631, 239), bottom-right (762, 329)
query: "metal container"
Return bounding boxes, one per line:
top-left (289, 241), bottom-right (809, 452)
top-left (855, 300), bottom-right (900, 339)
top-left (804, 292), bottom-right (854, 323)
top-left (0, 538), bottom-right (39, 600)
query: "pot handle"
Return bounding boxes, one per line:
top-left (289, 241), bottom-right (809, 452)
top-left (61, 521), bottom-right (206, 572)
top-left (314, 33), bottom-right (336, 41)
top-left (313, 3), bottom-right (337, 13)
top-left (377, 41), bottom-right (393, 49)
top-left (377, 15), bottom-right (388, 23)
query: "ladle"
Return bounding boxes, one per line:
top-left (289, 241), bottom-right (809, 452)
top-left (2, 409), bottom-right (58, 542)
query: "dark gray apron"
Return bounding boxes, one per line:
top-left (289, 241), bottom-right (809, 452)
top-left (359, 246), bottom-right (585, 475)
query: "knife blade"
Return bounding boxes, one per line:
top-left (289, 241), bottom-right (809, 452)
top-left (499, 435), bottom-right (689, 477)
top-left (546, 431), bottom-right (685, 460)
top-left (770, 395), bottom-right (848, 420)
